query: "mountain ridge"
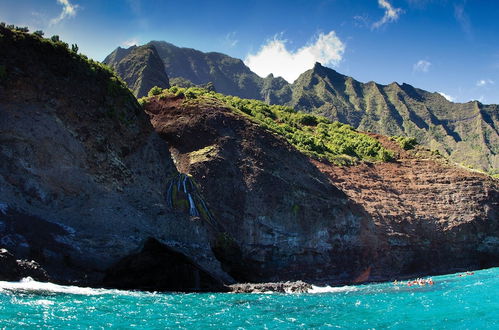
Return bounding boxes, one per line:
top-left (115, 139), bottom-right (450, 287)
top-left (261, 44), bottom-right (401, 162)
top-left (104, 43), bottom-right (498, 174)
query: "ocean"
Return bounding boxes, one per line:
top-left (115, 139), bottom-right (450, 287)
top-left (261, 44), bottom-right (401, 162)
top-left (0, 267), bottom-right (498, 329)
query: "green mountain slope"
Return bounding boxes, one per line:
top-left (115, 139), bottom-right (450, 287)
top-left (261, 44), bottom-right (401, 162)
top-left (103, 43), bottom-right (498, 174)
top-left (149, 41), bottom-right (263, 100)
top-left (291, 63), bottom-right (499, 173)
top-left (105, 41), bottom-right (291, 101)
top-left (104, 44), bottom-right (169, 97)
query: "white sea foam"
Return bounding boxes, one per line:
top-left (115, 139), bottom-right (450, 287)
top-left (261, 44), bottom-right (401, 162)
top-left (308, 285), bottom-right (358, 294)
top-left (0, 277), bottom-right (142, 297)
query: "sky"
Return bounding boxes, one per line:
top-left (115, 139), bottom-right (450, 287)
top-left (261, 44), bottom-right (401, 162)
top-left (1, 0), bottom-right (499, 104)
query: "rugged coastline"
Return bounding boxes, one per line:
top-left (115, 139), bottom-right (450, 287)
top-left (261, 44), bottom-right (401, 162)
top-left (0, 26), bottom-right (498, 293)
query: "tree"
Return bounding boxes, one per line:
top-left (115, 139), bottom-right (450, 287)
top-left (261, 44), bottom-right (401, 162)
top-left (71, 43), bottom-right (79, 53)
top-left (33, 30), bottom-right (44, 37)
top-left (51, 35), bottom-right (60, 43)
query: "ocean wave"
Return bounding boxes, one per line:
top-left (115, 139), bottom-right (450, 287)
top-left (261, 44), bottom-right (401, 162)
top-left (308, 285), bottom-right (358, 294)
top-left (0, 277), bottom-right (144, 297)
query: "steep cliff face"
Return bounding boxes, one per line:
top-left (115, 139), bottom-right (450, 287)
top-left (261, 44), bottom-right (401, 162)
top-left (149, 41), bottom-right (264, 100)
top-left (104, 45), bottom-right (170, 97)
top-left (314, 136), bottom-right (499, 278)
top-left (145, 92), bottom-right (499, 283)
top-left (0, 27), bottom-right (230, 288)
top-left (145, 95), bottom-right (377, 283)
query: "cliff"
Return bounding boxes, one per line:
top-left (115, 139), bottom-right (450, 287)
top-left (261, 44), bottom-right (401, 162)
top-left (103, 44), bottom-right (170, 97)
top-left (145, 93), bottom-right (377, 282)
top-left (0, 26), bottom-right (229, 290)
top-left (143, 88), bottom-right (499, 283)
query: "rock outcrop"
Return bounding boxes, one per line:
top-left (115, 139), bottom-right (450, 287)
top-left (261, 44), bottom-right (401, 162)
top-left (104, 44), bottom-right (170, 97)
top-left (146, 95), bottom-right (377, 283)
top-left (229, 281), bottom-right (312, 293)
top-left (0, 26), bottom-right (230, 287)
top-left (1, 27), bottom-right (497, 291)
top-left (0, 248), bottom-right (49, 282)
top-left (314, 135), bottom-right (499, 279)
top-left (145, 93), bottom-right (499, 284)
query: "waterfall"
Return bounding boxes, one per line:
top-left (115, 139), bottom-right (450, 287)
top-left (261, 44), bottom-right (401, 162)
top-left (165, 173), bottom-right (220, 228)
top-left (187, 193), bottom-right (199, 217)
top-left (182, 175), bottom-right (188, 194)
top-left (177, 173), bottom-right (183, 192)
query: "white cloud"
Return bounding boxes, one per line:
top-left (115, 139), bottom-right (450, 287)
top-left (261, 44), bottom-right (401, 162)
top-left (438, 92), bottom-right (454, 102)
top-left (244, 31), bottom-right (345, 83)
top-left (372, 0), bottom-right (403, 29)
top-left (224, 32), bottom-right (239, 48)
top-left (50, 0), bottom-right (79, 25)
top-left (353, 15), bottom-right (369, 28)
top-left (454, 3), bottom-right (472, 38)
top-left (476, 79), bottom-right (494, 87)
top-left (122, 38), bottom-right (139, 48)
top-left (413, 60), bottom-right (431, 72)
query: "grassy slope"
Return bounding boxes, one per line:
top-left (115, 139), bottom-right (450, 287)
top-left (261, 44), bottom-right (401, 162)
top-left (142, 86), bottom-right (395, 166)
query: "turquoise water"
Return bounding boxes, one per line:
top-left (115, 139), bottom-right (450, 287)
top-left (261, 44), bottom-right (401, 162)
top-left (0, 268), bottom-right (498, 329)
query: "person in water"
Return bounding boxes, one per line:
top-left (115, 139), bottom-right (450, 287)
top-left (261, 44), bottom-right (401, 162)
top-left (405, 278), bottom-right (434, 286)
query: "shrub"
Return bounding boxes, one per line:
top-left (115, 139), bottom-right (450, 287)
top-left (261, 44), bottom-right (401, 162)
top-left (298, 114), bottom-right (318, 126)
top-left (148, 86), bottom-right (163, 97)
top-left (391, 136), bottom-right (418, 150)
top-left (184, 89), bottom-right (196, 99)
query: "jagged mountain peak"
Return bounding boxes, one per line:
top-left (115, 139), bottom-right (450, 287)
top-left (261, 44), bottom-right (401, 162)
top-left (309, 62), bottom-right (345, 79)
top-left (104, 43), bottom-right (169, 97)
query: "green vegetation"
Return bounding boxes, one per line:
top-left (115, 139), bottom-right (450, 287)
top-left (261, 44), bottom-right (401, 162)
top-left (148, 86), bottom-right (163, 97)
top-left (390, 136), bottom-right (418, 150)
top-left (0, 23), bottom-right (137, 123)
top-left (144, 86), bottom-right (395, 165)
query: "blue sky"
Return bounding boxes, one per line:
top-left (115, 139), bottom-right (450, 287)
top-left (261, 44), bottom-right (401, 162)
top-left (1, 0), bottom-right (499, 104)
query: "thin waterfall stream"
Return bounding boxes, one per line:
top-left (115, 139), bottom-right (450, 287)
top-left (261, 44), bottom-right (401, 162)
top-left (165, 173), bottom-right (221, 230)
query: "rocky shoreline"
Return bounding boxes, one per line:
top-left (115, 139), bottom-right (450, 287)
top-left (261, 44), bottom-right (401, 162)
top-left (0, 249), bottom-right (49, 282)
top-left (228, 281), bottom-right (313, 294)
